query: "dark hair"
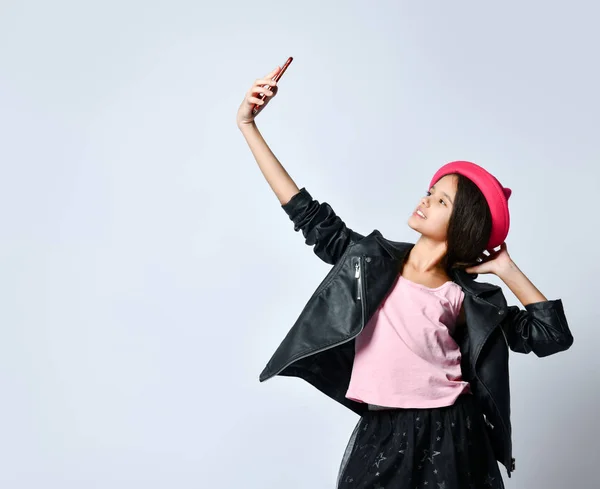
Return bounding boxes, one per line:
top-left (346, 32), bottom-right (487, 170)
top-left (443, 173), bottom-right (492, 272)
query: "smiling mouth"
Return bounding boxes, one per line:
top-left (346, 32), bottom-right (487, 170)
top-left (414, 209), bottom-right (427, 219)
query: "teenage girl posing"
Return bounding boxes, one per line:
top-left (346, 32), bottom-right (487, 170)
top-left (236, 65), bottom-right (574, 489)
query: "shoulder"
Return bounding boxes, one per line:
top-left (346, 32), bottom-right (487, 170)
top-left (352, 230), bottom-right (414, 258)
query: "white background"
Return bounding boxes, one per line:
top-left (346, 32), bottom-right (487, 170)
top-left (1, 1), bottom-right (597, 487)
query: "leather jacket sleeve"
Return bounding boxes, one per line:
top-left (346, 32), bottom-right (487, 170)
top-left (281, 188), bottom-right (364, 265)
top-left (501, 299), bottom-right (574, 356)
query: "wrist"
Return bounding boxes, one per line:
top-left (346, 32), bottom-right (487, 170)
top-left (496, 259), bottom-right (519, 280)
top-left (237, 120), bottom-right (257, 132)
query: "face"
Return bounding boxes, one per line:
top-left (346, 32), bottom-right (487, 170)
top-left (408, 174), bottom-right (458, 242)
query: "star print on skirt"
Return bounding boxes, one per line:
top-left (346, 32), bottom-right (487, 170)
top-left (336, 395), bottom-right (505, 489)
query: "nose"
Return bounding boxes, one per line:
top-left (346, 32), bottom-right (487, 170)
top-left (420, 195), bottom-right (430, 207)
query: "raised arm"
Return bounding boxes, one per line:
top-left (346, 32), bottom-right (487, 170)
top-left (465, 243), bottom-right (574, 356)
top-left (236, 65), bottom-right (299, 206)
top-left (236, 65), bottom-right (363, 264)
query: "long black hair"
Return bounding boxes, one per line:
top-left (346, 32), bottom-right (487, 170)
top-left (443, 173), bottom-right (493, 272)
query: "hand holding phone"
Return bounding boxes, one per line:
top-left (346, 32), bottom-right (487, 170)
top-left (236, 57), bottom-right (293, 127)
top-left (251, 56), bottom-right (293, 115)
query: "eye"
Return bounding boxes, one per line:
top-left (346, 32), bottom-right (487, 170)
top-left (439, 198), bottom-right (446, 206)
top-left (425, 191), bottom-right (432, 196)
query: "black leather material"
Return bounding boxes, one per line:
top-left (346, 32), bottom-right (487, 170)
top-left (260, 188), bottom-right (574, 477)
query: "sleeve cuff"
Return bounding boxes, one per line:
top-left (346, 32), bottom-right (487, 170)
top-left (281, 187), bottom-right (313, 219)
top-left (524, 298), bottom-right (564, 312)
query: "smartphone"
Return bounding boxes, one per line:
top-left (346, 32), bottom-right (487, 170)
top-left (252, 56), bottom-right (293, 115)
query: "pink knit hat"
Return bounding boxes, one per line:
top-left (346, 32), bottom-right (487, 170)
top-left (429, 161), bottom-right (512, 250)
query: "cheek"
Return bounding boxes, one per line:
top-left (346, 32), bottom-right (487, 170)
top-left (430, 212), bottom-right (452, 233)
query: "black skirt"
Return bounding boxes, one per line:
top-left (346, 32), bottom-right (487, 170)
top-left (337, 394), bottom-right (505, 489)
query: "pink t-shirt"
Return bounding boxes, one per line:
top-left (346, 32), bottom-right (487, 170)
top-left (346, 275), bottom-right (470, 409)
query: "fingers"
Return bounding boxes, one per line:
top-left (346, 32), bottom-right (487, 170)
top-left (263, 66), bottom-right (281, 80)
top-left (250, 84), bottom-right (274, 97)
top-left (253, 78), bottom-right (278, 91)
top-left (244, 67), bottom-right (281, 113)
top-left (248, 96), bottom-right (264, 106)
top-left (477, 251), bottom-right (491, 263)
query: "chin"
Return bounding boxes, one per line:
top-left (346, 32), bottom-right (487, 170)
top-left (407, 214), bottom-right (421, 231)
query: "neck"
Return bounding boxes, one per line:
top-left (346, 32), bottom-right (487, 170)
top-left (405, 236), bottom-right (447, 274)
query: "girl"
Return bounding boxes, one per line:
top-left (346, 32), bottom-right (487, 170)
top-left (237, 65), bottom-right (574, 489)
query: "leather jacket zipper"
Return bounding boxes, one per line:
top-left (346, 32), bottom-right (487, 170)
top-left (267, 255), bottom-right (368, 379)
top-left (355, 261), bottom-right (362, 301)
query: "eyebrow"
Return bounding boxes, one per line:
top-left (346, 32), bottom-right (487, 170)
top-left (431, 185), bottom-right (454, 205)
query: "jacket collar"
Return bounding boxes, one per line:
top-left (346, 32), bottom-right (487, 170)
top-left (375, 233), bottom-right (502, 299)
top-left (451, 268), bottom-right (502, 298)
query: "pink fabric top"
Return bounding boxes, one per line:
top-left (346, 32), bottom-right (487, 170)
top-left (345, 275), bottom-right (470, 409)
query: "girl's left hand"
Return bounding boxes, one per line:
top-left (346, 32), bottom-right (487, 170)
top-left (465, 242), bottom-right (513, 276)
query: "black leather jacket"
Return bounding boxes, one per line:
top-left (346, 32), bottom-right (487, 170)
top-left (259, 188), bottom-right (574, 478)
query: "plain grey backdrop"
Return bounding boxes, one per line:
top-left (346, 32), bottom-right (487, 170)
top-left (1, 1), bottom-right (597, 487)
